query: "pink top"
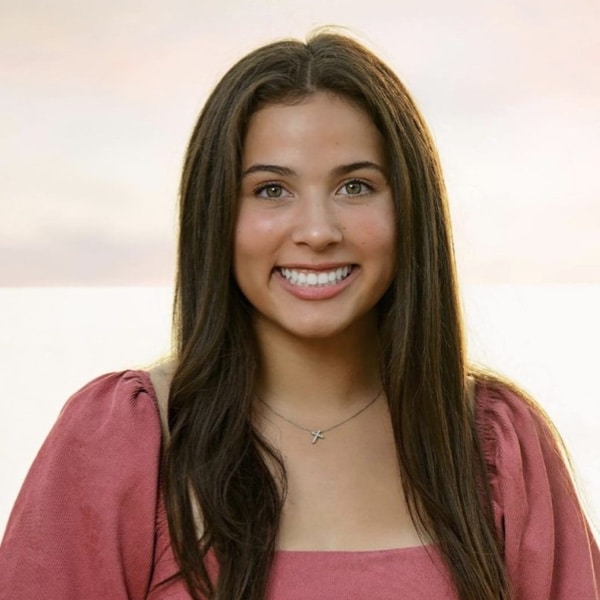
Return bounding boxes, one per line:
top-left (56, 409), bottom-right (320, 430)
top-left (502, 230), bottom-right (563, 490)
top-left (0, 371), bottom-right (598, 599)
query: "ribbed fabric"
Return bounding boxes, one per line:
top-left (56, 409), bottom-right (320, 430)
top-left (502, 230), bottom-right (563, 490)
top-left (0, 371), bottom-right (598, 599)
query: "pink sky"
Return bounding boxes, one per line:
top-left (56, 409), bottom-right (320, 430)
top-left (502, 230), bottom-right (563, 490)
top-left (1, 0), bottom-right (598, 285)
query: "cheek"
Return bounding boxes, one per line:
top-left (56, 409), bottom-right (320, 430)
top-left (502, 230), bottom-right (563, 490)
top-left (352, 211), bottom-right (396, 255)
top-left (233, 209), bottom-right (287, 282)
top-left (235, 211), bottom-right (271, 255)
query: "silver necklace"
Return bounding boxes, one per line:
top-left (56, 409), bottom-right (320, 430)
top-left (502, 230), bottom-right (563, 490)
top-left (258, 389), bottom-right (383, 444)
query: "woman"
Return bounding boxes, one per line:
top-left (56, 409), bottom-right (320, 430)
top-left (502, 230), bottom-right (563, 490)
top-left (1, 31), bottom-right (598, 600)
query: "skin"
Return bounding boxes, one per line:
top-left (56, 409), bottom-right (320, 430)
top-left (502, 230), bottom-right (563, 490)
top-left (232, 92), bottom-right (424, 551)
top-left (235, 91), bottom-right (396, 346)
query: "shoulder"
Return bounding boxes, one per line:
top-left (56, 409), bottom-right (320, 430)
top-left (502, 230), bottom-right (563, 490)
top-left (474, 378), bottom-right (547, 443)
top-left (472, 377), bottom-right (600, 597)
top-left (472, 377), bottom-right (566, 498)
top-left (471, 376), bottom-right (575, 534)
top-left (472, 377), bottom-right (565, 477)
top-left (48, 369), bottom-right (163, 453)
top-left (63, 368), bottom-right (159, 415)
top-left (0, 370), bottom-right (165, 597)
top-left (19, 368), bottom-right (165, 508)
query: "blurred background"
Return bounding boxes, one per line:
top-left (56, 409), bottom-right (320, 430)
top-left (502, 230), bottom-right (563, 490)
top-left (1, 0), bottom-right (598, 536)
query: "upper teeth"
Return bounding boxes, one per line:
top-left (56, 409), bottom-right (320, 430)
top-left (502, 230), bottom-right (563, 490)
top-left (279, 266), bottom-right (353, 287)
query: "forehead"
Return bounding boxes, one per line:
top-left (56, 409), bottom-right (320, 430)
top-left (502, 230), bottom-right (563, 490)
top-left (242, 92), bottom-right (386, 165)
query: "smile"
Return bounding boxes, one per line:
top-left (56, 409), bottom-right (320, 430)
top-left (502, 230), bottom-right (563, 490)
top-left (277, 265), bottom-right (355, 287)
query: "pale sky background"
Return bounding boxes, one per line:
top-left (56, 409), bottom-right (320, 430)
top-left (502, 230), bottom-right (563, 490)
top-left (1, 0), bottom-right (599, 286)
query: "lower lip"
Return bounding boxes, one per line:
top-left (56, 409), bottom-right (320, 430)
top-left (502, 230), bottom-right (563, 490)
top-left (273, 267), bottom-right (359, 300)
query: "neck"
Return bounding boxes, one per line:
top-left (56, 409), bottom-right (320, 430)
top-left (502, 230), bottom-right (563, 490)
top-left (254, 317), bottom-right (382, 418)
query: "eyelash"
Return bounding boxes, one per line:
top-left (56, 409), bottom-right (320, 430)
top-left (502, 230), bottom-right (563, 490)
top-left (339, 178), bottom-right (374, 196)
top-left (253, 178), bottom-right (375, 199)
top-left (254, 182), bottom-right (289, 199)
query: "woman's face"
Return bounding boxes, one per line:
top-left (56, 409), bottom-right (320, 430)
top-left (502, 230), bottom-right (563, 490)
top-left (234, 91), bottom-right (396, 342)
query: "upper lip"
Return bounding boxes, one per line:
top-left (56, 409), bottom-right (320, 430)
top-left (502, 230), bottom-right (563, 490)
top-left (276, 263), bottom-right (356, 271)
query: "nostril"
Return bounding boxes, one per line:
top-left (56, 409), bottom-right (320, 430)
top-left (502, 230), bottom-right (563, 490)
top-left (291, 222), bottom-right (344, 249)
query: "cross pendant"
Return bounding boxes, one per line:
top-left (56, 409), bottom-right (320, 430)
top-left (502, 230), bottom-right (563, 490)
top-left (311, 430), bottom-right (324, 444)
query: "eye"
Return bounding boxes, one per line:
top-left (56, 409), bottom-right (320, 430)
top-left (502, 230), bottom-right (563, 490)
top-left (338, 179), bottom-right (374, 196)
top-left (255, 183), bottom-right (291, 199)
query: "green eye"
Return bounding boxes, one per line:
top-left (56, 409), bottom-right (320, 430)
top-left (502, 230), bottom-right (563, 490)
top-left (340, 180), bottom-right (372, 196)
top-left (345, 182), bottom-right (363, 195)
top-left (266, 185), bottom-right (282, 198)
top-left (256, 184), bottom-right (285, 199)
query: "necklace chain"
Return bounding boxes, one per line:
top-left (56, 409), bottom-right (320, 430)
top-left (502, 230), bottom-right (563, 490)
top-left (258, 389), bottom-right (382, 444)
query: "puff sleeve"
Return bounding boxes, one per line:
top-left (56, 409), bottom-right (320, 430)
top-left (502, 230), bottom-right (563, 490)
top-left (0, 371), bottom-right (163, 599)
top-left (477, 382), bottom-right (599, 599)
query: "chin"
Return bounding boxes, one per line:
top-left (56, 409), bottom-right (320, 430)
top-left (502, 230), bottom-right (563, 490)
top-left (286, 323), bottom-right (348, 340)
top-left (280, 313), bottom-right (374, 342)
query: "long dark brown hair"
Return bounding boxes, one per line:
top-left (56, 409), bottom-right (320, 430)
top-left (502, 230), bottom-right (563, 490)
top-left (165, 31), bottom-right (509, 599)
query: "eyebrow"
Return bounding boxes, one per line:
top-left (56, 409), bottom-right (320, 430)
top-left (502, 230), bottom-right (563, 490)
top-left (242, 164), bottom-right (295, 177)
top-left (332, 161), bottom-right (386, 177)
top-left (241, 161), bottom-right (386, 178)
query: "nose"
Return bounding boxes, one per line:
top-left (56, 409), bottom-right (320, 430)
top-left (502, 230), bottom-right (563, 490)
top-left (290, 197), bottom-right (343, 251)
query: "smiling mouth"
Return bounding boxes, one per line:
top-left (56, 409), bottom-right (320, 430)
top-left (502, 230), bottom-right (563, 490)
top-left (276, 265), bottom-right (356, 287)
